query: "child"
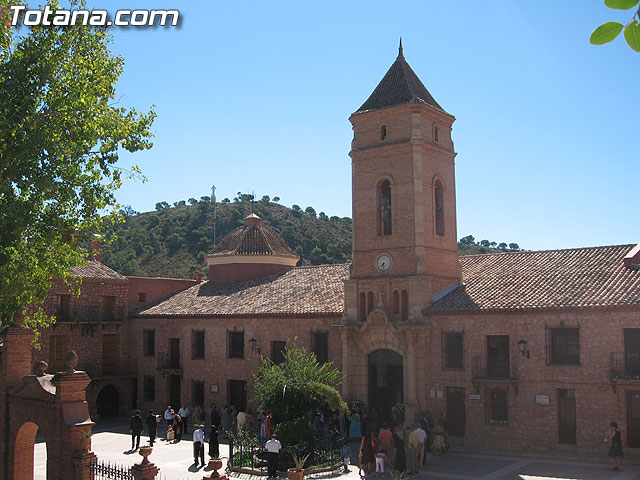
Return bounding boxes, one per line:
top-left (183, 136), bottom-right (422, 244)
top-left (166, 425), bottom-right (175, 442)
top-left (375, 449), bottom-right (389, 477)
top-left (340, 443), bottom-right (352, 472)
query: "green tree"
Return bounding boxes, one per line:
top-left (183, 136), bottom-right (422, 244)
top-left (155, 201), bottom-right (170, 211)
top-left (459, 235), bottom-right (475, 246)
top-left (253, 340), bottom-right (347, 422)
top-left (509, 243), bottom-right (520, 251)
top-left (305, 206), bottom-right (317, 217)
top-left (0, 2), bottom-right (155, 336)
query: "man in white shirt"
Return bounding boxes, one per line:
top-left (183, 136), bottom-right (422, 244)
top-left (265, 434), bottom-right (282, 478)
top-left (413, 423), bottom-right (427, 466)
top-left (179, 405), bottom-right (190, 434)
top-left (193, 424), bottom-right (205, 466)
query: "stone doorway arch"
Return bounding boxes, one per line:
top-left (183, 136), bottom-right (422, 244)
top-left (13, 422), bottom-right (49, 480)
top-left (368, 349), bottom-right (404, 425)
top-left (96, 384), bottom-right (120, 417)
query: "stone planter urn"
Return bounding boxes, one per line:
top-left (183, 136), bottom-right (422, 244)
top-left (207, 458), bottom-right (223, 473)
top-left (138, 445), bottom-right (152, 464)
top-left (287, 468), bottom-right (304, 480)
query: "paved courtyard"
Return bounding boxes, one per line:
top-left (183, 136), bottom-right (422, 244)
top-left (32, 418), bottom-right (640, 480)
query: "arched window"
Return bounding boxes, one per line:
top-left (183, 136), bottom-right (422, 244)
top-left (359, 292), bottom-right (366, 321)
top-left (434, 125), bottom-right (439, 142)
top-left (380, 125), bottom-right (387, 141)
top-left (367, 291), bottom-right (374, 314)
top-left (400, 290), bottom-right (408, 321)
top-left (392, 290), bottom-right (399, 314)
top-left (435, 180), bottom-right (444, 236)
top-left (378, 180), bottom-right (392, 236)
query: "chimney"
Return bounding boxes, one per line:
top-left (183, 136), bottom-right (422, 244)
top-left (623, 243), bottom-right (640, 270)
top-left (192, 273), bottom-right (203, 282)
top-left (91, 234), bottom-right (102, 263)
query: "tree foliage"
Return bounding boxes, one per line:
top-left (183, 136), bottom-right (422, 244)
top-left (0, 1), bottom-right (155, 334)
top-left (253, 340), bottom-right (348, 423)
top-left (590, 0), bottom-right (640, 52)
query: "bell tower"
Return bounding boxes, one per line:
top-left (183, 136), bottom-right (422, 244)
top-left (343, 41), bottom-right (462, 323)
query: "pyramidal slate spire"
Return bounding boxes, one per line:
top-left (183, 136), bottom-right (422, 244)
top-left (355, 41), bottom-right (444, 114)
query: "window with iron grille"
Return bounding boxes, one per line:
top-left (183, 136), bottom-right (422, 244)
top-left (143, 329), bottom-right (155, 357)
top-left (192, 380), bottom-right (205, 406)
top-left (442, 332), bottom-right (464, 370)
top-left (272, 340), bottom-right (286, 365)
top-left (550, 327), bottom-right (580, 365)
top-left (228, 330), bottom-right (244, 359)
top-left (143, 375), bottom-right (155, 401)
top-left (192, 330), bottom-right (205, 359)
top-left (312, 332), bottom-right (329, 364)
top-left (485, 390), bottom-right (508, 425)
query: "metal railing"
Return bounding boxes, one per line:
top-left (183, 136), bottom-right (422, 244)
top-left (471, 355), bottom-right (518, 380)
top-left (56, 305), bottom-right (125, 323)
top-left (610, 351), bottom-right (640, 379)
top-left (90, 460), bottom-right (134, 480)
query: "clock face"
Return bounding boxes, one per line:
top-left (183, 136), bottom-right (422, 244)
top-left (377, 254), bottom-right (392, 272)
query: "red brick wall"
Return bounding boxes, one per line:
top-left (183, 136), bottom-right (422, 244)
top-left (127, 276), bottom-right (197, 312)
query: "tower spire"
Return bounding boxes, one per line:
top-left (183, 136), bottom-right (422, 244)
top-left (398, 37), bottom-right (403, 57)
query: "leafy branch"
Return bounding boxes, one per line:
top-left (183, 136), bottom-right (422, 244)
top-left (590, 0), bottom-right (640, 52)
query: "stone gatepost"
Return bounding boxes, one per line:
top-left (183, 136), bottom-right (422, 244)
top-left (131, 446), bottom-right (160, 480)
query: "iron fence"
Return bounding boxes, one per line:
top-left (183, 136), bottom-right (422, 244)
top-left (90, 460), bottom-right (134, 480)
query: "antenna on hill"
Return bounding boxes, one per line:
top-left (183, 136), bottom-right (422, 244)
top-left (211, 185), bottom-right (217, 247)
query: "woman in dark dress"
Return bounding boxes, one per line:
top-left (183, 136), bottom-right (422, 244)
top-left (209, 425), bottom-right (220, 459)
top-left (359, 430), bottom-right (375, 475)
top-left (173, 413), bottom-right (183, 442)
top-left (608, 421), bottom-right (623, 471)
top-left (392, 431), bottom-right (406, 473)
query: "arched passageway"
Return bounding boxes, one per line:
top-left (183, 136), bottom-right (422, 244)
top-left (13, 422), bottom-right (49, 480)
top-left (96, 384), bottom-right (120, 417)
top-left (368, 349), bottom-right (403, 424)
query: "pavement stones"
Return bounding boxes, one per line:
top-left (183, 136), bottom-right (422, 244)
top-left (31, 418), bottom-right (640, 480)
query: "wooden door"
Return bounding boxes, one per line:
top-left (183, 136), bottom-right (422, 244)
top-left (487, 336), bottom-right (510, 378)
top-left (446, 387), bottom-right (466, 437)
top-left (228, 379), bottom-right (247, 411)
top-left (169, 338), bottom-right (180, 368)
top-left (627, 390), bottom-right (640, 447)
top-left (169, 374), bottom-right (181, 408)
top-left (625, 329), bottom-right (640, 376)
top-left (558, 389), bottom-right (576, 444)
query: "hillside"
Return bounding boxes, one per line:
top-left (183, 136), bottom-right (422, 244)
top-left (99, 198), bottom-right (353, 278)
top-left (98, 198), bottom-right (522, 279)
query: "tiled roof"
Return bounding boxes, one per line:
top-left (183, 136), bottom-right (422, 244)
top-left (135, 264), bottom-right (349, 317)
top-left (70, 260), bottom-right (126, 281)
top-left (425, 245), bottom-right (640, 314)
top-left (210, 222), bottom-right (297, 258)
top-left (355, 44), bottom-right (444, 114)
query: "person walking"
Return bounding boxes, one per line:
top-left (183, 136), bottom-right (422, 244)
top-left (405, 425), bottom-right (419, 474)
top-left (129, 410), bottom-right (143, 450)
top-left (265, 433), bottom-right (282, 478)
top-left (193, 424), bottom-right (205, 467)
top-left (145, 410), bottom-right (158, 446)
top-left (608, 421), bottom-right (623, 471)
top-left (210, 404), bottom-right (221, 431)
top-left (413, 423), bottom-right (427, 466)
top-left (359, 430), bottom-right (375, 475)
top-left (209, 425), bottom-right (220, 459)
top-left (378, 423), bottom-right (393, 462)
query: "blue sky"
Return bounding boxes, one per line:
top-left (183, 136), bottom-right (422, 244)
top-left (76, 0), bottom-right (639, 251)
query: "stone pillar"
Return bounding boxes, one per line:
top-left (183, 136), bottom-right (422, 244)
top-left (341, 328), bottom-right (350, 399)
top-left (0, 327), bottom-right (35, 480)
top-left (72, 451), bottom-right (97, 480)
top-left (132, 446), bottom-right (159, 480)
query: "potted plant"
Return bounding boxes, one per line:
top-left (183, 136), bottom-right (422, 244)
top-left (287, 451), bottom-right (311, 480)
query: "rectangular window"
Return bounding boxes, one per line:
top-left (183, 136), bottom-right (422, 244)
top-left (272, 340), bottom-right (286, 365)
top-left (443, 332), bottom-right (464, 369)
top-left (137, 292), bottom-right (147, 302)
top-left (56, 294), bottom-right (71, 322)
top-left (143, 375), bottom-right (155, 401)
top-left (192, 330), bottom-right (205, 359)
top-left (101, 295), bottom-right (116, 322)
top-left (192, 380), bottom-right (205, 406)
top-left (49, 335), bottom-right (68, 373)
top-left (143, 329), bottom-right (155, 357)
top-left (312, 332), bottom-right (329, 364)
top-left (624, 329), bottom-right (640, 376)
top-left (487, 335), bottom-right (510, 378)
top-left (228, 330), bottom-right (244, 359)
top-left (486, 390), bottom-right (508, 425)
top-left (550, 328), bottom-right (580, 365)
top-left (102, 334), bottom-right (118, 375)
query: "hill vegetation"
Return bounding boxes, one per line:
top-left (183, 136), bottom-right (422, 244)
top-left (98, 195), bottom-right (523, 279)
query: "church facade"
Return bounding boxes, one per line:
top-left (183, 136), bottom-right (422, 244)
top-left (17, 45), bottom-right (640, 457)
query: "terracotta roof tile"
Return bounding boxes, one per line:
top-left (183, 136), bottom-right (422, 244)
top-left (135, 264), bottom-right (349, 317)
top-left (209, 223), bottom-right (297, 258)
top-left (425, 244), bottom-right (640, 314)
top-left (70, 260), bottom-right (126, 281)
